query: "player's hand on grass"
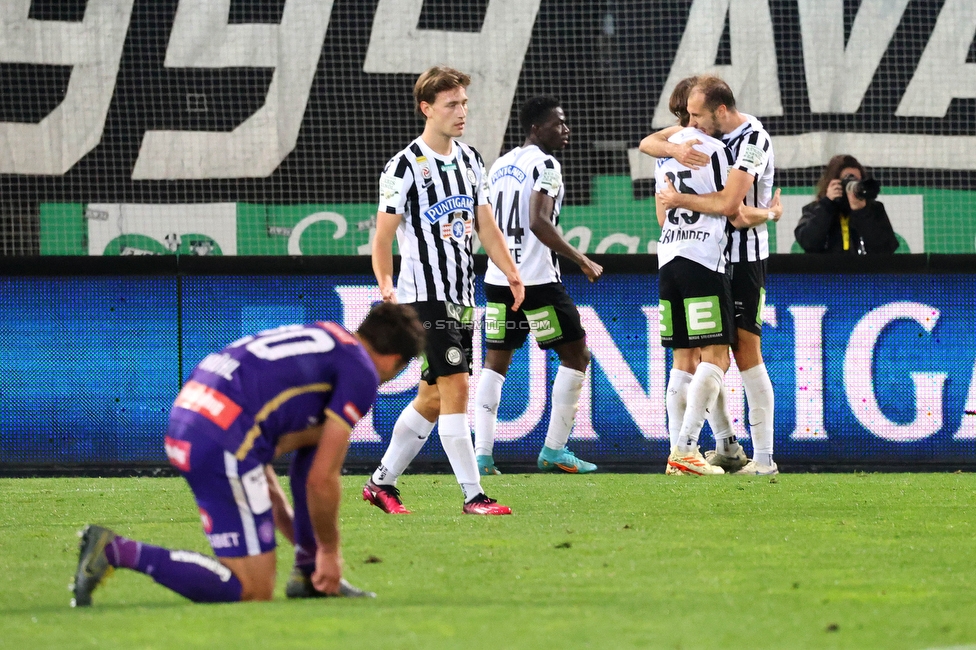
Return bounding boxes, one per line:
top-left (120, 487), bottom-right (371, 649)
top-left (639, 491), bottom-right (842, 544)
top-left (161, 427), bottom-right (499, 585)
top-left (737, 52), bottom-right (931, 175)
top-left (657, 176), bottom-right (681, 210)
top-left (312, 548), bottom-right (342, 595)
top-left (672, 139), bottom-right (708, 169)
top-left (580, 256), bottom-right (603, 283)
top-left (507, 271), bottom-right (525, 311)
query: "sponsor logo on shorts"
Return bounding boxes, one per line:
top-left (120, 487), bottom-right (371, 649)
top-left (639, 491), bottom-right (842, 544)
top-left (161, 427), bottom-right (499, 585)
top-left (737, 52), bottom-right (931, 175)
top-left (446, 347), bottom-right (463, 366)
top-left (343, 401), bottom-right (364, 424)
top-left (164, 435), bottom-right (191, 472)
top-left (199, 507), bottom-right (213, 534)
top-left (659, 300), bottom-right (673, 338)
top-left (485, 302), bottom-right (506, 340)
top-left (258, 520), bottom-right (275, 544)
top-left (525, 305), bottom-right (563, 342)
top-left (207, 532), bottom-right (241, 549)
top-left (684, 296), bottom-right (723, 336)
top-left (174, 380), bottom-right (243, 430)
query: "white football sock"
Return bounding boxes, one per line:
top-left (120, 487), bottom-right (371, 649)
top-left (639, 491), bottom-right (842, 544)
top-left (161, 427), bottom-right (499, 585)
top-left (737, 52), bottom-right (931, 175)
top-left (544, 366), bottom-right (586, 451)
top-left (710, 383), bottom-right (740, 455)
top-left (676, 362), bottom-right (724, 453)
top-left (741, 363), bottom-right (775, 465)
top-left (438, 413), bottom-right (483, 501)
top-left (474, 369), bottom-right (505, 456)
top-left (371, 404), bottom-right (433, 486)
top-left (666, 369), bottom-right (693, 449)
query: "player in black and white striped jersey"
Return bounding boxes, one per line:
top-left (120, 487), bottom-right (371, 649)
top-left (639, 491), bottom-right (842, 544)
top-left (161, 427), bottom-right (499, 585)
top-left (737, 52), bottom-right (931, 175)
top-left (657, 74), bottom-right (780, 475)
top-left (366, 66), bottom-right (525, 516)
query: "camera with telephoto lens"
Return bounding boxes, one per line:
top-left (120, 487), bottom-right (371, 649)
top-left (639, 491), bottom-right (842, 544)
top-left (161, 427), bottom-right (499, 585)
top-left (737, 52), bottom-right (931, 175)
top-left (840, 174), bottom-right (881, 201)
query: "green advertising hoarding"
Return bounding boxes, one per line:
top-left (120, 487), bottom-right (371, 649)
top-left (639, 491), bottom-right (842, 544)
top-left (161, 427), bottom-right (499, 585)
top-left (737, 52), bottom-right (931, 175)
top-left (39, 177), bottom-right (976, 256)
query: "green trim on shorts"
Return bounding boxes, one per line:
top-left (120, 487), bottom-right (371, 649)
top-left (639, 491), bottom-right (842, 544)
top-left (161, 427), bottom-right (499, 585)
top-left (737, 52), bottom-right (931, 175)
top-left (659, 300), bottom-right (673, 337)
top-left (486, 302), bottom-right (506, 341)
top-left (683, 295), bottom-right (722, 335)
top-left (757, 287), bottom-right (766, 326)
top-left (525, 305), bottom-right (563, 343)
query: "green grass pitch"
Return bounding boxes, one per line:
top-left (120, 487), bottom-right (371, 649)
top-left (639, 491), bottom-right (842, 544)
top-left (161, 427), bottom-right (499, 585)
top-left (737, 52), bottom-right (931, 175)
top-left (2, 473), bottom-right (975, 649)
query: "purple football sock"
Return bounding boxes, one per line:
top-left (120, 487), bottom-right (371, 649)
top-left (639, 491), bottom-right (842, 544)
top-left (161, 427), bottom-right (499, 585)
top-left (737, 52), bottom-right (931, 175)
top-left (106, 535), bottom-right (242, 603)
top-left (289, 446), bottom-right (318, 574)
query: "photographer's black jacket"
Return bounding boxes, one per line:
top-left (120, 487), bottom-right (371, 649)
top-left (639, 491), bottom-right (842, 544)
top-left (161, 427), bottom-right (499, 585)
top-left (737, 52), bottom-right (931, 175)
top-left (794, 197), bottom-right (899, 254)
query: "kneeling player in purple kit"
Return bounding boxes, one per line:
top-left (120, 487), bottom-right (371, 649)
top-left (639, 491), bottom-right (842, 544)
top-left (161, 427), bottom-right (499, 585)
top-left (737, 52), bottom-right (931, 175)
top-left (71, 303), bottom-right (425, 606)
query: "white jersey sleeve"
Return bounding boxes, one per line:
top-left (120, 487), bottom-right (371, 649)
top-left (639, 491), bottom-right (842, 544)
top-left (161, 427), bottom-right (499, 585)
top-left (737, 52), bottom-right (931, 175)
top-left (534, 164), bottom-right (562, 198)
top-left (733, 130), bottom-right (772, 179)
top-left (378, 155), bottom-right (413, 215)
top-left (723, 114), bottom-right (775, 262)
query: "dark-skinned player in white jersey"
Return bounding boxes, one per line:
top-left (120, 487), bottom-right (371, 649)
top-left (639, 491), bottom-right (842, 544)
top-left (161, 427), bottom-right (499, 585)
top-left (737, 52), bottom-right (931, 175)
top-left (646, 74), bottom-right (781, 475)
top-left (366, 66), bottom-right (525, 515)
top-left (473, 97), bottom-right (603, 476)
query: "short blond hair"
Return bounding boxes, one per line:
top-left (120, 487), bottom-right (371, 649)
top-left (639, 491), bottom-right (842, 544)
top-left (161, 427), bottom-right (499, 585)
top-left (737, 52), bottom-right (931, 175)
top-left (413, 65), bottom-right (471, 116)
top-left (693, 74), bottom-right (737, 112)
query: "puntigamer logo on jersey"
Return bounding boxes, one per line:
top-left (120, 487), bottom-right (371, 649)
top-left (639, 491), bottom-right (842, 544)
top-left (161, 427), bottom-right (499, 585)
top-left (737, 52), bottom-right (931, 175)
top-left (423, 196), bottom-right (475, 224)
top-left (491, 165), bottom-right (527, 185)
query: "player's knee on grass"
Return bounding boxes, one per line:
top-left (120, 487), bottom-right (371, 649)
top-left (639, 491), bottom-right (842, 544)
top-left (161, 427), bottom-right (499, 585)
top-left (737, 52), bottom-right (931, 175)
top-left (221, 552), bottom-right (276, 601)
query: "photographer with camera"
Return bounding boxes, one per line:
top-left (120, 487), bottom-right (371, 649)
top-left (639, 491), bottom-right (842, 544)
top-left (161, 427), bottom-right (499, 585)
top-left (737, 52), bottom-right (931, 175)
top-left (794, 154), bottom-right (898, 254)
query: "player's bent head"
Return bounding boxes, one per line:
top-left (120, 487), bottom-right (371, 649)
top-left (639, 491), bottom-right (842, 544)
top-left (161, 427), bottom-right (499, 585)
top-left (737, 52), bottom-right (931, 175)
top-left (414, 66), bottom-right (471, 117)
top-left (693, 74), bottom-right (736, 113)
top-left (519, 96), bottom-right (561, 135)
top-left (356, 302), bottom-right (426, 366)
top-left (669, 76), bottom-right (699, 127)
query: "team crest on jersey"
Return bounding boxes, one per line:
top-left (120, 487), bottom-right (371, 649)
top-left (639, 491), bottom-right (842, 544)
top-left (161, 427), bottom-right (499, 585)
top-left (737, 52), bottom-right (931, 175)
top-left (441, 217), bottom-right (472, 241)
top-left (445, 347), bottom-right (463, 366)
top-left (466, 168), bottom-right (477, 185)
top-left (424, 195), bottom-right (474, 224)
top-left (417, 156), bottom-right (431, 181)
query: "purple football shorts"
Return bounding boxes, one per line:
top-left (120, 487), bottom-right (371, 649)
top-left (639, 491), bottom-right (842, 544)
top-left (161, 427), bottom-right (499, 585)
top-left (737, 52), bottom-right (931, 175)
top-left (165, 418), bottom-right (277, 558)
